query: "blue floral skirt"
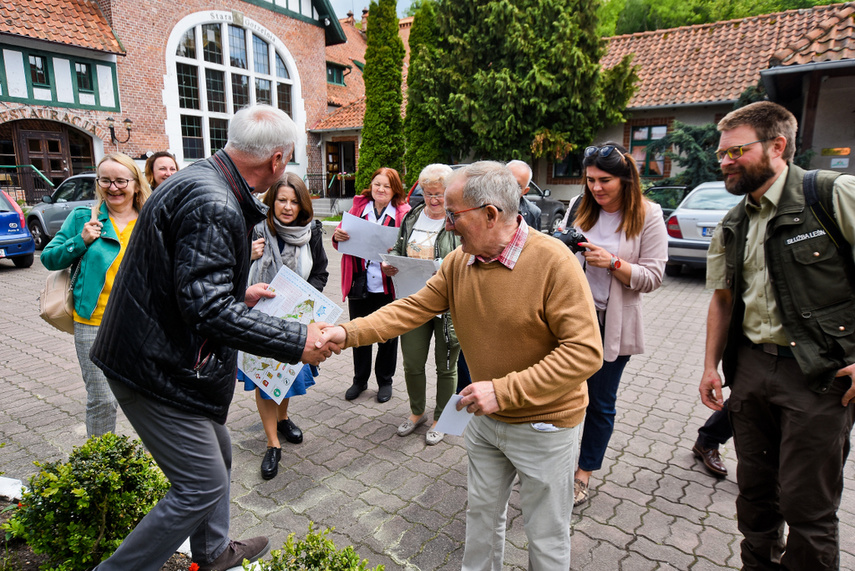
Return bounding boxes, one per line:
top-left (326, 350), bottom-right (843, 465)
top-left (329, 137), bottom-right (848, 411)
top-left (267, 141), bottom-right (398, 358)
top-left (238, 364), bottom-right (317, 400)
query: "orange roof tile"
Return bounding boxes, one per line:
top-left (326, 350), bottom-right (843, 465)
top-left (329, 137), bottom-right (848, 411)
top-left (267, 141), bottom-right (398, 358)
top-left (312, 96), bottom-right (366, 131)
top-left (603, 2), bottom-right (855, 108)
top-left (771, 3), bottom-right (855, 65)
top-left (0, 0), bottom-right (123, 55)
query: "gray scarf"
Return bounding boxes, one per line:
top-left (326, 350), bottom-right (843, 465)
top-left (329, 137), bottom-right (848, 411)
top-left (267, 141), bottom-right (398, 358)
top-left (248, 220), bottom-right (311, 285)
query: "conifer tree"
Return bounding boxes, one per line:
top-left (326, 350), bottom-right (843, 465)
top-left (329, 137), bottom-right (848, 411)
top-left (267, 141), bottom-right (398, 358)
top-left (425, 0), bottom-right (637, 162)
top-left (403, 0), bottom-right (447, 187)
top-left (355, 0), bottom-right (406, 192)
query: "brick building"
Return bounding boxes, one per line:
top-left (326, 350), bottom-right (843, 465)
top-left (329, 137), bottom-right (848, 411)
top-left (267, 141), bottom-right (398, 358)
top-left (0, 0), bottom-right (345, 202)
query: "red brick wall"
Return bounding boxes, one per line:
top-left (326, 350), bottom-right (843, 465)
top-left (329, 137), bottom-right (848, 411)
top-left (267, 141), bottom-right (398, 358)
top-left (104, 0), bottom-right (329, 162)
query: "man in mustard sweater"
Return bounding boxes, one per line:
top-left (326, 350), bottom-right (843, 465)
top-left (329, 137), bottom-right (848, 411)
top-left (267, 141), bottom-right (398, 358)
top-left (320, 161), bottom-right (602, 569)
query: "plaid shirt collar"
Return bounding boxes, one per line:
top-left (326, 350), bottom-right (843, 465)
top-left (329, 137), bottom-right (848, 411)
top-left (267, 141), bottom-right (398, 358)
top-left (469, 216), bottom-right (528, 269)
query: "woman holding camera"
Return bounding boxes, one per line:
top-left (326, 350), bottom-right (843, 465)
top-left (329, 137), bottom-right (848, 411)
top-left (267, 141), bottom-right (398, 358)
top-left (558, 142), bottom-right (668, 507)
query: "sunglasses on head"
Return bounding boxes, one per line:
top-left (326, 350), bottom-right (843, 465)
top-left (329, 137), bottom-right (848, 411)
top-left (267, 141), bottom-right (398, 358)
top-left (584, 145), bottom-right (625, 161)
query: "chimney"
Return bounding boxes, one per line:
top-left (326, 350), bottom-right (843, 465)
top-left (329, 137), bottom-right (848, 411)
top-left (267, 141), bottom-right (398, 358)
top-left (361, 8), bottom-right (369, 31)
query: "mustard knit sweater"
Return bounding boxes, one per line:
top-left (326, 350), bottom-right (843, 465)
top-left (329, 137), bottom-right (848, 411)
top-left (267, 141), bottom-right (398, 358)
top-left (342, 230), bottom-right (603, 427)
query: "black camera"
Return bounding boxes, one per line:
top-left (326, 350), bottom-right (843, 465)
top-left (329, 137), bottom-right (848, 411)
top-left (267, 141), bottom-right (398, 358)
top-left (554, 227), bottom-right (588, 254)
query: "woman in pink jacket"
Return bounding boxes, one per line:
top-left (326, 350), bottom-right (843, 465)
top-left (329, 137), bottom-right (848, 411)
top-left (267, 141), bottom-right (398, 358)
top-left (332, 168), bottom-right (411, 403)
top-left (560, 142), bottom-right (668, 507)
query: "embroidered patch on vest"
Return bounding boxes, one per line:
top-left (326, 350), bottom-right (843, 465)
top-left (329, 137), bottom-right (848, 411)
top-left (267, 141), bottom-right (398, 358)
top-left (785, 228), bottom-right (827, 246)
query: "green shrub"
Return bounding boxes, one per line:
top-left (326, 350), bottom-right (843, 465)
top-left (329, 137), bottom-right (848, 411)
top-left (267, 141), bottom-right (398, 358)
top-left (246, 524), bottom-right (384, 571)
top-left (2, 433), bottom-right (169, 571)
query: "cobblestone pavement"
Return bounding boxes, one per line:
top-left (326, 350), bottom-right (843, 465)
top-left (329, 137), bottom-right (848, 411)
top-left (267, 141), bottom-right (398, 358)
top-left (1, 230), bottom-right (853, 570)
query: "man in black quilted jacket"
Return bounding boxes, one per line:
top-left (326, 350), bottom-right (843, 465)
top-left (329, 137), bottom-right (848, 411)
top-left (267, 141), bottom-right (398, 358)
top-left (91, 104), bottom-right (339, 571)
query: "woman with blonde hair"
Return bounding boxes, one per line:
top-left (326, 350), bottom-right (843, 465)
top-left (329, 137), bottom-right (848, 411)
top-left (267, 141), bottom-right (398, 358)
top-left (381, 164), bottom-right (460, 445)
top-left (42, 153), bottom-right (151, 436)
top-left (558, 142), bottom-right (668, 507)
top-left (240, 172), bottom-right (329, 479)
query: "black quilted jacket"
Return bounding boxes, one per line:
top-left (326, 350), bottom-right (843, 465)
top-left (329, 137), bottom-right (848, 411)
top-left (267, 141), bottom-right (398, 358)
top-left (91, 150), bottom-right (307, 424)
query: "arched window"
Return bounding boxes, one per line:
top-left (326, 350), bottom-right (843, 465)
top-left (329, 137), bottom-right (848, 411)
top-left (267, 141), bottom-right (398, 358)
top-left (170, 18), bottom-right (297, 161)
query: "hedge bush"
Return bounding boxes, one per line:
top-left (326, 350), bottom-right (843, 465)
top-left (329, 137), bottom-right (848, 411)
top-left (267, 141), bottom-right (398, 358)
top-left (246, 524), bottom-right (384, 571)
top-left (2, 433), bottom-right (169, 571)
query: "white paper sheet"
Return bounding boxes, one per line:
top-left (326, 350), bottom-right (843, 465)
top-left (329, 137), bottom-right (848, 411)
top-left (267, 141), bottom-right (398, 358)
top-left (337, 212), bottom-right (400, 262)
top-left (237, 265), bottom-right (343, 403)
top-left (434, 394), bottom-right (473, 436)
top-left (380, 253), bottom-right (442, 299)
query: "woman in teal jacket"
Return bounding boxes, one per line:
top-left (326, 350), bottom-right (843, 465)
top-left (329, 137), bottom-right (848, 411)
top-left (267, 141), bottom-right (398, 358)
top-left (380, 164), bottom-right (460, 445)
top-left (41, 153), bottom-right (151, 437)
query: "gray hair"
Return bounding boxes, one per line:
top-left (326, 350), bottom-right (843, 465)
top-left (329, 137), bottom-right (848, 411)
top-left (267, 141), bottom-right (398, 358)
top-left (418, 163), bottom-right (453, 189)
top-left (225, 104), bottom-right (298, 161)
top-left (505, 159), bottom-right (532, 188)
top-left (451, 161), bottom-right (519, 220)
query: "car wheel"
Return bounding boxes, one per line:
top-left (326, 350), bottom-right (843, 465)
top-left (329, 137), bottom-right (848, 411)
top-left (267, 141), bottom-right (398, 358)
top-left (550, 211), bottom-right (565, 234)
top-left (29, 220), bottom-right (47, 250)
top-left (12, 253), bottom-right (34, 268)
top-left (664, 263), bottom-right (681, 277)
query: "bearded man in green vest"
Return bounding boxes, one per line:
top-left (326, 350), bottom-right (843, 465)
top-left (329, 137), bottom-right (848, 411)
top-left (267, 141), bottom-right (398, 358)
top-left (700, 101), bottom-right (855, 570)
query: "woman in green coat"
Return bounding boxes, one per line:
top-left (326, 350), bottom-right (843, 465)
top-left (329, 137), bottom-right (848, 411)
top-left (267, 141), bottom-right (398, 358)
top-left (41, 153), bottom-right (151, 437)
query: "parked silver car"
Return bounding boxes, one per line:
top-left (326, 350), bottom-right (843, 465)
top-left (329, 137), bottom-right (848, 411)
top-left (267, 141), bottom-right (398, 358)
top-left (27, 173), bottom-right (96, 249)
top-left (664, 181), bottom-right (742, 276)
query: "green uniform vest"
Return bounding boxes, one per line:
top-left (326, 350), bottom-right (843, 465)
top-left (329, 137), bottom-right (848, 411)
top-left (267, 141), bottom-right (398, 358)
top-left (720, 164), bottom-right (854, 393)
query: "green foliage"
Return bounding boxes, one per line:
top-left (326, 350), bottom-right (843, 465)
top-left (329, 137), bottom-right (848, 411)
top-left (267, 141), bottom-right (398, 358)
top-left (404, 0), bottom-right (432, 17)
top-left (3, 434), bottom-right (169, 571)
top-left (245, 524), bottom-right (384, 571)
top-left (425, 0), bottom-right (637, 162)
top-left (733, 80), bottom-right (767, 110)
top-left (648, 121), bottom-right (722, 189)
top-left (403, 0), bottom-right (448, 187)
top-left (355, 0), bottom-right (406, 192)
top-left (601, 0), bottom-right (829, 36)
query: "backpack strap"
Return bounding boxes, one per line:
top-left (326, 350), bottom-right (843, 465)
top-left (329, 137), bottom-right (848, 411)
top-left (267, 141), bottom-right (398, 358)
top-left (803, 169), bottom-right (846, 249)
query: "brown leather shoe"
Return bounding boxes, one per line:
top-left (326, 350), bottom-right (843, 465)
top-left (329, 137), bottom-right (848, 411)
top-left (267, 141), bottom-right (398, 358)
top-left (692, 441), bottom-right (727, 478)
top-left (195, 536), bottom-right (270, 570)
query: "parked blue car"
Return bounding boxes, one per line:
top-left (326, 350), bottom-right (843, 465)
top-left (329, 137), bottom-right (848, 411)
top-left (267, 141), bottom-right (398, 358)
top-left (0, 189), bottom-right (35, 268)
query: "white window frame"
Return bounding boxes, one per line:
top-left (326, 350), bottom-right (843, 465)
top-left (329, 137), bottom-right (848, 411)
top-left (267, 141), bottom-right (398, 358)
top-left (163, 11), bottom-right (306, 170)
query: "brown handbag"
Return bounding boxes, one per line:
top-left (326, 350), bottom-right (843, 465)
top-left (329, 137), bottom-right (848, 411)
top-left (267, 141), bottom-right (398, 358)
top-left (39, 263), bottom-right (81, 334)
top-left (38, 206), bottom-right (96, 334)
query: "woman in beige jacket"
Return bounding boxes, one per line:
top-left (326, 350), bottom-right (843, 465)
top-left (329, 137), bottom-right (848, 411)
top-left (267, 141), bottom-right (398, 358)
top-left (558, 142), bottom-right (668, 507)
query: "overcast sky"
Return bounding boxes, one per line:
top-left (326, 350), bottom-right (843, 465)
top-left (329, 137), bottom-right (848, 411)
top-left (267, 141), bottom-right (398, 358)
top-left (327, 0), bottom-right (415, 19)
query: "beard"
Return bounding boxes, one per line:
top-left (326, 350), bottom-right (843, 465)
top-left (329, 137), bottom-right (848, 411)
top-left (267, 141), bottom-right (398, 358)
top-left (722, 152), bottom-right (776, 196)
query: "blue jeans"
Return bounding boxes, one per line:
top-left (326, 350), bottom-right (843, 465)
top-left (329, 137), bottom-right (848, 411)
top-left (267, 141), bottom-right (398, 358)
top-left (577, 355), bottom-right (630, 472)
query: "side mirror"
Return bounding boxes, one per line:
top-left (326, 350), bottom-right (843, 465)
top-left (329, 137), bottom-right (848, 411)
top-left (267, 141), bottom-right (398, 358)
top-left (41, 195), bottom-right (52, 204)
top-left (542, 188), bottom-right (552, 198)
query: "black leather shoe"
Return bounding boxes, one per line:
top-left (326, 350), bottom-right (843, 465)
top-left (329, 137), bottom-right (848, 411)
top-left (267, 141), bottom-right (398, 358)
top-left (692, 441), bottom-right (727, 478)
top-left (377, 384), bottom-right (392, 403)
top-left (345, 382), bottom-right (367, 400)
top-left (277, 418), bottom-right (303, 444)
top-left (261, 447), bottom-right (281, 480)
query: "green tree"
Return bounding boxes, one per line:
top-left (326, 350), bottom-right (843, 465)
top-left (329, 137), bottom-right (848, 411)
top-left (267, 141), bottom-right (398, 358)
top-left (425, 0), bottom-right (637, 162)
top-left (404, 0), bottom-right (430, 17)
top-left (355, 0), bottom-right (406, 192)
top-left (648, 121), bottom-right (721, 189)
top-left (403, 0), bottom-right (447, 186)
top-left (605, 0), bottom-right (829, 35)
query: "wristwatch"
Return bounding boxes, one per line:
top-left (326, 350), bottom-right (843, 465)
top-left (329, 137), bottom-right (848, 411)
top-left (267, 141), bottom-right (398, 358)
top-left (609, 255), bottom-right (621, 271)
